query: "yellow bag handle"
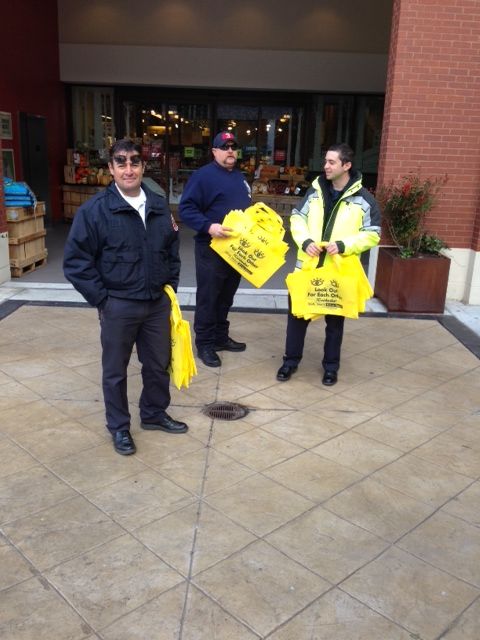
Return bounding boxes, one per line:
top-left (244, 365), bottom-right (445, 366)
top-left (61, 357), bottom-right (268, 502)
top-left (301, 245), bottom-right (341, 271)
top-left (164, 285), bottom-right (182, 324)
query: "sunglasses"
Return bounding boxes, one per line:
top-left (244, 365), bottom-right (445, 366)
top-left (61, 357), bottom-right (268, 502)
top-left (218, 143), bottom-right (239, 151)
top-left (112, 155), bottom-right (143, 167)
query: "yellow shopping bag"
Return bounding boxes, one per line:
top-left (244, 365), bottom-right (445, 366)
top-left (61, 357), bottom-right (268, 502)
top-left (286, 253), bottom-right (373, 320)
top-left (164, 285), bottom-right (197, 389)
top-left (211, 202), bottom-right (289, 288)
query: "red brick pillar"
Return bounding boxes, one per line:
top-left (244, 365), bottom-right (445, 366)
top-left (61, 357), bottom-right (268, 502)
top-left (0, 139), bottom-right (6, 234)
top-left (0, 137), bottom-right (11, 283)
top-left (378, 0), bottom-right (480, 302)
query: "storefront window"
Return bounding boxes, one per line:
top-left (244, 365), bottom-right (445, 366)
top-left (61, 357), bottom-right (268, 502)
top-left (310, 94), bottom-right (383, 188)
top-left (356, 96), bottom-right (384, 177)
top-left (72, 86), bottom-right (115, 156)
top-left (217, 104), bottom-right (304, 177)
top-left (216, 104), bottom-right (259, 177)
top-left (258, 106), bottom-right (303, 168)
top-left (138, 103), bottom-right (211, 202)
top-left (68, 86), bottom-right (383, 205)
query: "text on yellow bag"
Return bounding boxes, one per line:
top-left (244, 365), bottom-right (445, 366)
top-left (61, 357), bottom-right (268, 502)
top-left (286, 254), bottom-right (373, 320)
top-left (210, 202), bottom-right (289, 288)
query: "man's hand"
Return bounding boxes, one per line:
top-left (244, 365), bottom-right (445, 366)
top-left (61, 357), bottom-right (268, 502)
top-left (209, 223), bottom-right (233, 238)
top-left (325, 242), bottom-right (339, 255)
top-left (305, 241), bottom-right (339, 256)
top-left (305, 241), bottom-right (321, 257)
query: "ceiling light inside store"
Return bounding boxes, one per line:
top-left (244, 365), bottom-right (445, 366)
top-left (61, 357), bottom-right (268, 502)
top-left (148, 125), bottom-right (166, 135)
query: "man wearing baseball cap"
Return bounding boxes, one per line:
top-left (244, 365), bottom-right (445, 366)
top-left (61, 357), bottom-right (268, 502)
top-left (180, 132), bottom-right (251, 367)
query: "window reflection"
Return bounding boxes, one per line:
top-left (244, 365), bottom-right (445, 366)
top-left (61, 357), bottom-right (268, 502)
top-left (138, 104), bottom-right (211, 201)
top-left (216, 104), bottom-right (303, 177)
top-left (70, 87), bottom-right (384, 204)
top-left (310, 95), bottom-right (384, 188)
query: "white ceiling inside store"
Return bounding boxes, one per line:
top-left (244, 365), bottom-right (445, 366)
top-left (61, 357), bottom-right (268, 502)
top-left (57, 0), bottom-right (393, 55)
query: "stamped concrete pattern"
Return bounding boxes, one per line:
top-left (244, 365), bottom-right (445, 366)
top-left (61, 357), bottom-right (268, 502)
top-left (0, 304), bottom-right (480, 639)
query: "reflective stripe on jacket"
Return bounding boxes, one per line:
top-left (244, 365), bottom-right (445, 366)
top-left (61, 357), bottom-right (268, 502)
top-left (290, 171), bottom-right (381, 268)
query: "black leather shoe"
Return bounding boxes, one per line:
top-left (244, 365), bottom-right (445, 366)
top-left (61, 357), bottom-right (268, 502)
top-left (322, 370), bottom-right (338, 386)
top-left (276, 364), bottom-right (298, 382)
top-left (214, 337), bottom-right (246, 352)
top-left (141, 414), bottom-right (188, 433)
top-left (197, 347), bottom-right (221, 367)
top-left (112, 430), bottom-right (136, 455)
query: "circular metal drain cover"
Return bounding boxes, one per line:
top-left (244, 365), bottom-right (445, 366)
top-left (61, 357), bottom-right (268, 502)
top-left (203, 401), bottom-right (249, 421)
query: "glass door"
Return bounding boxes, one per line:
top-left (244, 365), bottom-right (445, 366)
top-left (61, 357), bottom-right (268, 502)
top-left (72, 86), bottom-right (115, 154)
top-left (309, 94), bottom-right (384, 187)
top-left (166, 104), bottom-right (211, 204)
top-left (137, 103), bottom-right (211, 203)
top-left (216, 104), bottom-right (304, 179)
top-left (139, 105), bottom-right (168, 192)
top-left (216, 104), bottom-right (259, 180)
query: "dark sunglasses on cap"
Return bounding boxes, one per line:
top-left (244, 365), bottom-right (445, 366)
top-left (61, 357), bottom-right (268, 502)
top-left (112, 154), bottom-right (143, 167)
top-left (218, 143), bottom-right (239, 151)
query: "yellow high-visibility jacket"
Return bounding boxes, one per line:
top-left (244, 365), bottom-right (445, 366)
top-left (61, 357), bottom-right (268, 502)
top-left (290, 170), bottom-right (381, 268)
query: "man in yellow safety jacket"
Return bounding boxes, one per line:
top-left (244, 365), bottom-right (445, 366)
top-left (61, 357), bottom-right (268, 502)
top-left (276, 143), bottom-right (381, 385)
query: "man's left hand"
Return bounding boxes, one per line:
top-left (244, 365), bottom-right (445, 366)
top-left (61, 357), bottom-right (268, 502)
top-left (325, 242), bottom-right (339, 255)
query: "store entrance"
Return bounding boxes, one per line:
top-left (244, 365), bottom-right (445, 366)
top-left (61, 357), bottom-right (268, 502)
top-left (123, 102), bottom-right (212, 218)
top-left (19, 113), bottom-right (51, 224)
top-left (124, 100), bottom-right (308, 215)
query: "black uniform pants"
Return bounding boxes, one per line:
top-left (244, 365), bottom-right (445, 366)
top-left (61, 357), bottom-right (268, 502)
top-left (99, 296), bottom-right (171, 434)
top-left (283, 300), bottom-right (345, 372)
top-left (194, 242), bottom-right (241, 348)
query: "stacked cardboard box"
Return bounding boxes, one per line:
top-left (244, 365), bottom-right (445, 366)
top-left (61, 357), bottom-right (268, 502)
top-left (259, 164), bottom-right (281, 181)
top-left (251, 194), bottom-right (302, 217)
top-left (62, 185), bottom-right (104, 221)
top-left (7, 202), bottom-right (48, 276)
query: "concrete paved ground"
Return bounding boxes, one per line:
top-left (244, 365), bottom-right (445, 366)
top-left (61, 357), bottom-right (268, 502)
top-left (0, 299), bottom-right (479, 639)
top-left (1, 218), bottom-right (480, 639)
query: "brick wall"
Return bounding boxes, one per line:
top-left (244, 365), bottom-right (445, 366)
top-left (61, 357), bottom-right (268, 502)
top-left (0, 0), bottom-right (66, 223)
top-left (378, 0), bottom-right (480, 251)
top-left (0, 139), bottom-right (5, 234)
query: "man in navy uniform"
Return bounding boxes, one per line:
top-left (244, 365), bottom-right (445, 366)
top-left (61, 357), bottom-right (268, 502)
top-left (180, 131), bottom-right (252, 367)
top-left (64, 139), bottom-right (188, 455)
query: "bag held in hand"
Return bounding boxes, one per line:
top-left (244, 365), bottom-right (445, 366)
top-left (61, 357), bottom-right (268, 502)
top-left (286, 253), bottom-right (373, 320)
top-left (164, 285), bottom-right (197, 389)
top-left (210, 202), bottom-right (289, 288)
